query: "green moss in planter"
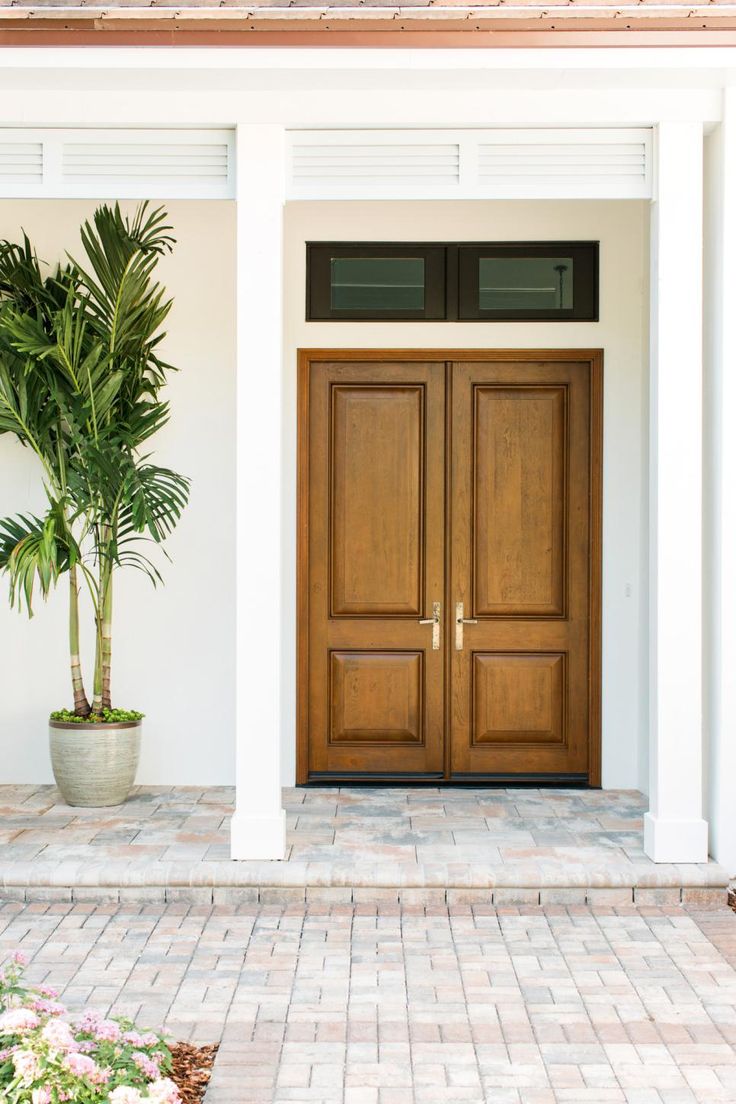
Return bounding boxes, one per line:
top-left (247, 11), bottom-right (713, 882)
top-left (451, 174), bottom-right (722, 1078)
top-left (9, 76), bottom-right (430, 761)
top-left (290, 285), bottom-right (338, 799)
top-left (50, 708), bottom-right (145, 724)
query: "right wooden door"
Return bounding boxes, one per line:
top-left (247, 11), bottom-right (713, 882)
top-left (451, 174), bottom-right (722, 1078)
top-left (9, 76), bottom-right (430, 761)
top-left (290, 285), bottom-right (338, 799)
top-left (448, 357), bottom-right (601, 781)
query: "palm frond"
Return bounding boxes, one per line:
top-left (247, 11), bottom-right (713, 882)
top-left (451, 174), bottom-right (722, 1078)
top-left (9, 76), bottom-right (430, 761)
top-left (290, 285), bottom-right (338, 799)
top-left (0, 508), bottom-right (74, 615)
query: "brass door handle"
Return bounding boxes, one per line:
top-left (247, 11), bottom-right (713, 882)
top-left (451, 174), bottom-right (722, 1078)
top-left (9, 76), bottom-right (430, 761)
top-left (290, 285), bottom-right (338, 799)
top-left (455, 602), bottom-right (477, 650)
top-left (418, 601), bottom-right (441, 650)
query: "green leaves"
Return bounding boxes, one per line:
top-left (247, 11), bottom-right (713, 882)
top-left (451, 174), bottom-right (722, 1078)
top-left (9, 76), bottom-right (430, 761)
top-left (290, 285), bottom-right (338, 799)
top-left (0, 202), bottom-right (188, 712)
top-left (0, 507), bottom-right (75, 615)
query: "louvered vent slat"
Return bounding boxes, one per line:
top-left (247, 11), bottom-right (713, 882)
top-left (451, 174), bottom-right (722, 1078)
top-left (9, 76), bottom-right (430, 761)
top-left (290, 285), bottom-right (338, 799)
top-left (292, 142), bottom-right (460, 187)
top-left (288, 129), bottom-right (652, 199)
top-left (478, 139), bottom-right (648, 190)
top-left (0, 143), bottom-right (43, 182)
top-left (0, 130), bottom-right (234, 198)
top-left (63, 143), bottom-right (230, 185)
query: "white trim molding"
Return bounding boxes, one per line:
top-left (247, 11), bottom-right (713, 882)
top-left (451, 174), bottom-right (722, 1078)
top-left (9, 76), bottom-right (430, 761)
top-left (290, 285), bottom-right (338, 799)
top-left (288, 128), bottom-right (653, 201)
top-left (0, 128), bottom-right (235, 200)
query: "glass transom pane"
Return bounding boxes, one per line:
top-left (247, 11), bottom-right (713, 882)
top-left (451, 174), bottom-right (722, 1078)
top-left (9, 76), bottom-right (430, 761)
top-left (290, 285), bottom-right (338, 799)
top-left (331, 257), bottom-right (425, 311)
top-left (478, 256), bottom-right (574, 311)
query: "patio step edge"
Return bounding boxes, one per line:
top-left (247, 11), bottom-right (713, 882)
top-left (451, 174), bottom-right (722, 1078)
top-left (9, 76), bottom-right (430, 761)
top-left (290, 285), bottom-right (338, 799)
top-left (0, 884), bottom-right (729, 907)
top-left (0, 859), bottom-right (729, 892)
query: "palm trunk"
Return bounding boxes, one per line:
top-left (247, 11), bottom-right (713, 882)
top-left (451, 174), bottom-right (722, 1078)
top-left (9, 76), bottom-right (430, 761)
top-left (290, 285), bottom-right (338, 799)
top-left (69, 565), bottom-right (90, 717)
top-left (91, 563), bottom-right (113, 715)
top-left (91, 606), bottom-right (103, 715)
top-left (101, 573), bottom-right (112, 711)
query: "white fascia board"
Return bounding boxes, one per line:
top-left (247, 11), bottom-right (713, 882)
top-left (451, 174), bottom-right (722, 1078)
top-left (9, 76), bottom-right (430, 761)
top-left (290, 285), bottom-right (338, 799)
top-left (1, 45), bottom-right (736, 74)
top-left (0, 89), bottom-right (722, 131)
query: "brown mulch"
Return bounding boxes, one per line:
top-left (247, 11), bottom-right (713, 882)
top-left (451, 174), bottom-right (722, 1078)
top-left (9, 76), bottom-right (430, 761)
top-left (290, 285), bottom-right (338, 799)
top-left (169, 1042), bottom-right (219, 1104)
top-left (729, 889), bottom-right (735, 915)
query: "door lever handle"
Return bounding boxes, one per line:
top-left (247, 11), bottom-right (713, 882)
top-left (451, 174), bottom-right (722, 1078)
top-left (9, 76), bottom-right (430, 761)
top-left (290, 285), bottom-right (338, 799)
top-left (455, 602), bottom-right (477, 650)
top-left (418, 601), bottom-right (441, 650)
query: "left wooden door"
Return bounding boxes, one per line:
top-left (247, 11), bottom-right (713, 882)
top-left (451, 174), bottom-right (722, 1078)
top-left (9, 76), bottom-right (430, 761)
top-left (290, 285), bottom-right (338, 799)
top-left (303, 358), bottom-right (447, 779)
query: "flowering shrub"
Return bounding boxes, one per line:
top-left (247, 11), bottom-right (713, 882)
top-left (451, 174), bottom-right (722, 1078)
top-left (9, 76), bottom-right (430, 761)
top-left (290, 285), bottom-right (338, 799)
top-left (0, 953), bottom-right (181, 1104)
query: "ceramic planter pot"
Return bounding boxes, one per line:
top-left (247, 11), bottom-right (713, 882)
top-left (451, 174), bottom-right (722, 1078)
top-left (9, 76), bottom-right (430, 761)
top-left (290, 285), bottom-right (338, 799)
top-left (49, 720), bottom-right (142, 807)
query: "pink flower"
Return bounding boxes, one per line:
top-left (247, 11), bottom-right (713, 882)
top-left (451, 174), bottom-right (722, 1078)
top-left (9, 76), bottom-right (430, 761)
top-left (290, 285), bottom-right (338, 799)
top-left (63, 1052), bottom-right (99, 1079)
top-left (108, 1087), bottom-right (144, 1104)
top-left (93, 1018), bottom-right (122, 1043)
top-left (0, 1008), bottom-right (40, 1034)
top-left (12, 1048), bottom-right (40, 1085)
top-left (41, 1019), bottom-right (77, 1052)
top-left (12, 951), bottom-right (29, 966)
top-left (140, 1033), bottom-right (160, 1048)
top-left (37, 985), bottom-right (59, 999)
top-left (32, 999), bottom-right (65, 1016)
top-left (132, 1050), bottom-right (161, 1078)
top-left (77, 1010), bottom-right (102, 1032)
top-left (32, 1089), bottom-right (51, 1104)
top-left (122, 1031), bottom-right (146, 1047)
top-left (147, 1079), bottom-right (182, 1104)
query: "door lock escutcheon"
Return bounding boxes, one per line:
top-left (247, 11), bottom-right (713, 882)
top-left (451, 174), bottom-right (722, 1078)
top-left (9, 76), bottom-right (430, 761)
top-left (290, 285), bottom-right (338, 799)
top-left (418, 601), bottom-right (441, 650)
top-left (455, 602), bottom-right (477, 650)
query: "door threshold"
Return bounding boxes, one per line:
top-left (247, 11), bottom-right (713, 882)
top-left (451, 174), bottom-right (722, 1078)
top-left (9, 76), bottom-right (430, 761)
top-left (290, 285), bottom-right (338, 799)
top-left (304, 772), bottom-right (593, 788)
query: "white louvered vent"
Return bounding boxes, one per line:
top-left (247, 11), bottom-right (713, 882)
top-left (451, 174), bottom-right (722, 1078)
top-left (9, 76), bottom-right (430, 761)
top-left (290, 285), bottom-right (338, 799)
top-left (478, 136), bottom-right (649, 196)
top-left (0, 142), bottom-right (44, 194)
top-left (292, 137), bottom-right (461, 191)
top-left (288, 129), bottom-right (652, 200)
top-left (0, 129), bottom-right (234, 199)
top-left (63, 142), bottom-right (230, 185)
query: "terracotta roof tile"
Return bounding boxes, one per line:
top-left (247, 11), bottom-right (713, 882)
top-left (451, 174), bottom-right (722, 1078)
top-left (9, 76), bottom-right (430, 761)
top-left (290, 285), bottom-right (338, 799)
top-left (2, 0), bottom-right (736, 38)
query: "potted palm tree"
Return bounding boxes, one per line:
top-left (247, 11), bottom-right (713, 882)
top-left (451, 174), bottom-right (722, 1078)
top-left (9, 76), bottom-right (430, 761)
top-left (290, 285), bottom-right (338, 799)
top-left (0, 203), bottom-right (189, 807)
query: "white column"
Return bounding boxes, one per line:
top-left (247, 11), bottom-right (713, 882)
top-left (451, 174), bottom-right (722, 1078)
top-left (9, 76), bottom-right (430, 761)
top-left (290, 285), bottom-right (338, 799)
top-left (644, 120), bottom-right (708, 864)
top-left (230, 124), bottom-right (286, 860)
top-left (705, 91), bottom-right (736, 873)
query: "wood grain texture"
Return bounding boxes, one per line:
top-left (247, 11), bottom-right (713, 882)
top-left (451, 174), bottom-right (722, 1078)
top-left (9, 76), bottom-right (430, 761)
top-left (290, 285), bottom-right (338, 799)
top-left (450, 357), bottom-right (597, 778)
top-left (330, 385), bottom-right (423, 616)
top-left (330, 651), bottom-right (423, 744)
top-left (473, 385), bottom-right (566, 617)
top-left (472, 652), bottom-right (565, 745)
top-left (297, 350), bottom-right (602, 783)
top-left (302, 356), bottom-right (446, 777)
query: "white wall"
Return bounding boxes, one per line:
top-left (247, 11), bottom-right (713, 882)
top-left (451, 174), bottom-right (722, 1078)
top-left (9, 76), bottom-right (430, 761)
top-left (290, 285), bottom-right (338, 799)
top-left (0, 200), bottom-right (236, 785)
top-left (283, 199), bottom-right (650, 791)
top-left (0, 197), bottom-right (649, 792)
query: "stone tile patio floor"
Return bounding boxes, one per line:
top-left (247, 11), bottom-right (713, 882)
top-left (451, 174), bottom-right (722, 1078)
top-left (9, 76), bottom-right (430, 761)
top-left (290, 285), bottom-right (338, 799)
top-left (1, 898), bottom-right (736, 1103)
top-left (0, 786), bottom-right (729, 904)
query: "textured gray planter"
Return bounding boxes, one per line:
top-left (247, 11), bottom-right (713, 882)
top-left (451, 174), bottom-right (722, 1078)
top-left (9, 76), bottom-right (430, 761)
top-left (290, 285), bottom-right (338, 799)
top-left (49, 720), bottom-right (142, 807)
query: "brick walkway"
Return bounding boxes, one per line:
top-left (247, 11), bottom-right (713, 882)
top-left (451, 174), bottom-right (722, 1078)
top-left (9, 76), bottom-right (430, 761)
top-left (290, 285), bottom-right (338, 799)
top-left (1, 900), bottom-right (736, 1103)
top-left (0, 786), bottom-right (728, 901)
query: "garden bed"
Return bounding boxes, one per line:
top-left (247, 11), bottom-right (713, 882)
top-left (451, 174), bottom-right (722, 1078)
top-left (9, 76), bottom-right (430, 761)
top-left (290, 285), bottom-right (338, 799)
top-left (170, 1042), bottom-right (218, 1104)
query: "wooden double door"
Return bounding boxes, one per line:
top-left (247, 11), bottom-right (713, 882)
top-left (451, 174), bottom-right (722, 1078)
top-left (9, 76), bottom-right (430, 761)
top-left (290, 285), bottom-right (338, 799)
top-left (298, 350), bottom-right (602, 784)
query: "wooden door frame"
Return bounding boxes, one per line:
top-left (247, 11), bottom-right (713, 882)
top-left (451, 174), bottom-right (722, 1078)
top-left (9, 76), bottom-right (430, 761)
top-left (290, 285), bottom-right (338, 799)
top-left (297, 348), bottom-right (603, 787)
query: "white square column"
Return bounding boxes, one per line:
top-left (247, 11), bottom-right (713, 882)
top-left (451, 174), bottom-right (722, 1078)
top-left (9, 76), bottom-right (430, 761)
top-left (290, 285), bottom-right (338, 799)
top-left (644, 120), bottom-right (708, 864)
top-left (705, 90), bottom-right (736, 872)
top-left (231, 124), bottom-right (287, 860)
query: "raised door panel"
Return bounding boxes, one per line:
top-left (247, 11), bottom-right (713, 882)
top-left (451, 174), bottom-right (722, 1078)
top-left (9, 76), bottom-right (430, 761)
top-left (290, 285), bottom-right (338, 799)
top-left (472, 653), bottom-right (565, 746)
top-left (331, 386), bottom-right (423, 617)
top-left (474, 386), bottom-right (566, 618)
top-left (330, 651), bottom-right (423, 745)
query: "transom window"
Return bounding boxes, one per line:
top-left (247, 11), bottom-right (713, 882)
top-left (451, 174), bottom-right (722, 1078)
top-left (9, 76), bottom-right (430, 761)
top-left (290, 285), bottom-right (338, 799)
top-left (307, 241), bottom-right (599, 322)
